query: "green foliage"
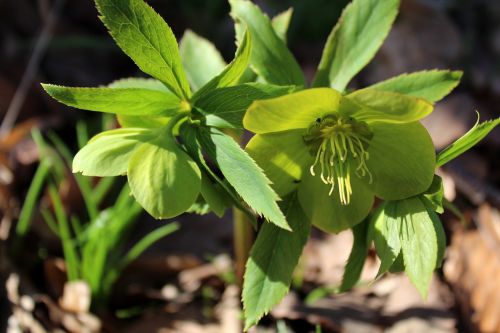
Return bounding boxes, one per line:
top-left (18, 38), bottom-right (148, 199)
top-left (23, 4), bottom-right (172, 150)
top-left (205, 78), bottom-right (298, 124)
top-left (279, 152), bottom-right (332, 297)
top-left (243, 194), bottom-right (310, 330)
top-left (368, 70), bottom-right (463, 103)
top-left (39, 0), bottom-right (500, 328)
top-left (437, 116), bottom-right (500, 167)
top-left (313, 0), bottom-right (399, 91)
top-left (197, 128), bottom-right (289, 230)
top-left (95, 0), bottom-right (191, 99)
top-left (180, 30), bottom-right (227, 91)
top-left (230, 0), bottom-right (305, 86)
top-left (41, 85), bottom-right (182, 116)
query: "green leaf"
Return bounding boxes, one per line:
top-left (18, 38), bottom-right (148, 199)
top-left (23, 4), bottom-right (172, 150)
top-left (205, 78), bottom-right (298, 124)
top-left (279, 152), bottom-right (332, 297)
top-left (244, 88), bottom-right (342, 134)
top-left (340, 219), bottom-right (371, 291)
top-left (42, 84), bottom-right (181, 116)
top-left (108, 77), bottom-right (170, 92)
top-left (199, 173), bottom-right (231, 217)
top-left (243, 194), bottom-right (311, 330)
top-left (420, 197), bottom-right (446, 269)
top-left (345, 89), bottom-right (434, 124)
top-left (107, 78), bottom-right (172, 128)
top-left (437, 116), bottom-right (500, 167)
top-left (198, 128), bottom-right (289, 230)
top-left (271, 8), bottom-right (293, 43)
top-left (230, 0), bottom-right (305, 86)
top-left (365, 122), bottom-right (436, 200)
top-left (179, 30), bottom-right (227, 91)
top-left (399, 197), bottom-right (438, 298)
top-left (368, 70), bottom-right (463, 103)
top-left (196, 83), bottom-right (295, 129)
top-left (95, 0), bottom-right (191, 99)
top-left (422, 175), bottom-right (444, 214)
top-left (193, 29), bottom-right (252, 100)
top-left (127, 134), bottom-right (201, 219)
top-left (373, 202), bottom-right (401, 276)
top-left (73, 128), bottom-right (157, 176)
top-left (313, 0), bottom-right (399, 91)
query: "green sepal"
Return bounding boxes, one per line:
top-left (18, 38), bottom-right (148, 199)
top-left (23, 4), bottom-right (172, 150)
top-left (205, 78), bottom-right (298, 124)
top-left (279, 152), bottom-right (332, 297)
top-left (345, 89), bottom-right (434, 124)
top-left (365, 122), bottom-right (436, 200)
top-left (244, 88), bottom-right (342, 134)
top-left (246, 130), bottom-right (312, 197)
top-left (298, 169), bottom-right (374, 233)
top-left (73, 128), bottom-right (157, 177)
top-left (127, 133), bottom-right (201, 219)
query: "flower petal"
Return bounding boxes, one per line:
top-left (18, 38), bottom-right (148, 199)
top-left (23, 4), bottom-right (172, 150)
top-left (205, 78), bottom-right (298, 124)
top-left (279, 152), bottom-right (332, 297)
top-left (243, 88), bottom-right (342, 134)
top-left (246, 130), bottom-right (313, 197)
top-left (363, 122), bottom-right (435, 200)
top-left (298, 170), bottom-right (374, 233)
top-left (342, 89), bottom-right (433, 124)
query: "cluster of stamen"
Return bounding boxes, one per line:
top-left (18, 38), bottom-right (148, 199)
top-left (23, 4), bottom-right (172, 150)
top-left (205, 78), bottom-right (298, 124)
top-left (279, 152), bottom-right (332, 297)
top-left (303, 114), bottom-right (373, 205)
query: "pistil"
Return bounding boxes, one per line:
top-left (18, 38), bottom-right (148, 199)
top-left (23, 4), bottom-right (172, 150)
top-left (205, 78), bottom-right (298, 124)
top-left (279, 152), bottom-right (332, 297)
top-left (304, 115), bottom-right (373, 205)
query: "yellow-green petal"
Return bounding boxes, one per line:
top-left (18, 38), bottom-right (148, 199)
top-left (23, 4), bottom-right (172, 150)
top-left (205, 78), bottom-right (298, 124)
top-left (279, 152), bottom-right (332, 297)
top-left (127, 135), bottom-right (201, 219)
top-left (243, 88), bottom-right (342, 134)
top-left (364, 122), bottom-right (435, 200)
top-left (298, 170), bottom-right (374, 233)
top-left (246, 130), bottom-right (313, 197)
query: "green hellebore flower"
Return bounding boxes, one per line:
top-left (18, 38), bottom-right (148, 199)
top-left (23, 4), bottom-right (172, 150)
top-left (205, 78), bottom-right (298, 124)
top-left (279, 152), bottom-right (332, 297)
top-left (244, 88), bottom-right (436, 233)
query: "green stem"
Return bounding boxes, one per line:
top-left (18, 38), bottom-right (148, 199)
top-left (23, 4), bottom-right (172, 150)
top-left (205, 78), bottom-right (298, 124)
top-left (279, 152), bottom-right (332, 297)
top-left (233, 206), bottom-right (254, 286)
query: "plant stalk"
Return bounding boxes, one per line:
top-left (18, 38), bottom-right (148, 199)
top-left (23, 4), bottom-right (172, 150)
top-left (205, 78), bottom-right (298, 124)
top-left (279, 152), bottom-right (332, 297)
top-left (233, 207), bottom-right (254, 286)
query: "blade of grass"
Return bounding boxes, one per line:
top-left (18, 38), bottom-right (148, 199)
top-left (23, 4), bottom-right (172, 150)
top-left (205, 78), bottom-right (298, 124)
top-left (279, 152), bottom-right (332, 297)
top-left (48, 184), bottom-right (80, 280)
top-left (16, 161), bottom-right (51, 236)
top-left (76, 120), bottom-right (89, 149)
top-left (93, 177), bottom-right (116, 206)
top-left (40, 207), bottom-right (60, 236)
top-left (47, 131), bottom-right (99, 219)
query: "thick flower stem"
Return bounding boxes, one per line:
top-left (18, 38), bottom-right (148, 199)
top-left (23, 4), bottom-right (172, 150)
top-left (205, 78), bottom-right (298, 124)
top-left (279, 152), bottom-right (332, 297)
top-left (233, 207), bottom-right (254, 286)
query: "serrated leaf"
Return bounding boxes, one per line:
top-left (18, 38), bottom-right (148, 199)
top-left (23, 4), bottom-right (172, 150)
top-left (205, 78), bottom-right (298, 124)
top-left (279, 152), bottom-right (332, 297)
top-left (271, 8), bottom-right (293, 43)
top-left (368, 70), bottom-right (463, 103)
top-left (340, 219), bottom-right (371, 292)
top-left (437, 116), bottom-right (500, 167)
top-left (196, 83), bottom-right (295, 129)
top-left (180, 30), bottom-right (227, 91)
top-left (73, 128), bottom-right (157, 176)
top-left (42, 84), bottom-right (181, 116)
top-left (373, 202), bottom-right (401, 276)
top-left (193, 29), bottom-right (252, 100)
top-left (399, 197), bottom-right (438, 298)
top-left (107, 78), bottom-right (172, 128)
top-left (95, 0), bottom-right (191, 99)
top-left (313, 0), bottom-right (399, 91)
top-left (197, 127), bottom-right (289, 230)
top-left (230, 0), bottom-right (305, 86)
top-left (243, 194), bottom-right (310, 330)
top-left (127, 134), bottom-right (201, 219)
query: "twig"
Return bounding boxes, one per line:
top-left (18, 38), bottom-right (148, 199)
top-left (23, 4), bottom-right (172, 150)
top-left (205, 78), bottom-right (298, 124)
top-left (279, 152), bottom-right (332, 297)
top-left (0, 0), bottom-right (65, 139)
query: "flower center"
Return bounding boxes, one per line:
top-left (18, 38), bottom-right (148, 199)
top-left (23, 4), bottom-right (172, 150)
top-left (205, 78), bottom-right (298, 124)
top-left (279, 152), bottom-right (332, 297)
top-left (303, 114), bottom-right (373, 205)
